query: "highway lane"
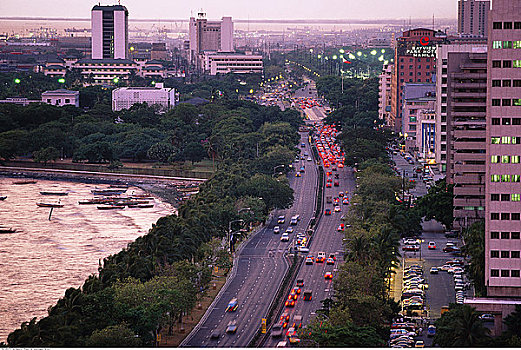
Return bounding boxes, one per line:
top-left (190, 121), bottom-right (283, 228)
top-left (264, 140), bottom-right (356, 347)
top-left (183, 132), bottom-right (319, 347)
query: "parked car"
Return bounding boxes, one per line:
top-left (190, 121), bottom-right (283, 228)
top-left (430, 267), bottom-right (439, 274)
top-left (427, 325), bottom-right (436, 337)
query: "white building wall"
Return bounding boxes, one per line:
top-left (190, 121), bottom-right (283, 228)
top-left (91, 10), bottom-right (103, 60)
top-left (112, 84), bottom-right (176, 111)
top-left (114, 10), bottom-right (128, 59)
top-left (220, 17), bottom-right (234, 52)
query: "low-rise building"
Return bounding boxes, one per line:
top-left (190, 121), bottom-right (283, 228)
top-left (41, 89), bottom-right (80, 107)
top-left (202, 52), bottom-right (263, 75)
top-left (112, 83), bottom-right (176, 112)
top-left (74, 58), bottom-right (138, 85)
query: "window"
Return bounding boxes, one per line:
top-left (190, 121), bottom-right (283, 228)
top-left (503, 99), bottom-right (512, 106)
top-left (491, 231), bottom-right (500, 239)
top-left (502, 194), bottom-right (511, 201)
top-left (513, 137), bottom-right (521, 144)
top-left (491, 193), bottom-right (500, 201)
top-left (492, 100), bottom-right (501, 107)
top-left (504, 118), bottom-right (512, 125)
top-left (516, 22), bottom-right (521, 29)
top-left (502, 174), bottom-right (511, 182)
top-left (514, 80), bottom-right (521, 87)
top-left (502, 270), bottom-right (510, 277)
top-left (514, 99), bottom-right (521, 106)
top-left (491, 269), bottom-right (500, 277)
top-left (501, 213), bottom-right (511, 220)
top-left (493, 60), bottom-right (502, 68)
top-left (515, 41), bottom-right (521, 49)
top-left (504, 60), bottom-right (512, 68)
top-left (493, 22), bottom-right (502, 29)
top-left (491, 250), bottom-right (500, 258)
top-left (515, 60), bottom-right (521, 68)
top-left (513, 232), bottom-right (521, 239)
top-left (514, 119), bottom-right (521, 125)
top-left (504, 80), bottom-right (512, 87)
top-left (503, 136), bottom-right (512, 144)
top-left (513, 213), bottom-right (521, 220)
top-left (504, 41), bottom-right (513, 49)
top-left (504, 22), bottom-right (513, 29)
top-left (492, 80), bottom-right (501, 87)
top-left (501, 251), bottom-right (510, 258)
top-left (493, 41), bottom-right (502, 49)
top-left (514, 175), bottom-right (521, 182)
top-left (512, 156), bottom-right (520, 163)
top-left (491, 212), bottom-right (500, 220)
top-left (512, 270), bottom-right (520, 277)
top-left (491, 155), bottom-right (500, 163)
top-left (502, 231), bottom-right (510, 239)
top-left (513, 251), bottom-right (521, 259)
top-left (491, 174), bottom-right (501, 182)
top-left (513, 194), bottom-right (521, 201)
top-left (502, 155), bottom-right (510, 163)
top-left (491, 137), bottom-right (500, 144)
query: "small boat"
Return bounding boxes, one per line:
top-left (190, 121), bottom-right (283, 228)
top-left (36, 202), bottom-right (64, 208)
top-left (0, 196), bottom-right (6, 201)
top-left (109, 184), bottom-right (128, 188)
top-left (0, 227), bottom-right (16, 234)
top-left (13, 180), bottom-right (37, 185)
top-left (97, 205), bottom-right (125, 210)
top-left (91, 189), bottom-right (127, 196)
top-left (130, 196), bottom-right (154, 200)
top-left (40, 191), bottom-right (68, 196)
top-left (137, 204), bottom-right (154, 208)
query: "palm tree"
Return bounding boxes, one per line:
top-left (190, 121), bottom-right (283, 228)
top-left (452, 305), bottom-right (490, 346)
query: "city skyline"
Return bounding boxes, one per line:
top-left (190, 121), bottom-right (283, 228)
top-left (0, 0), bottom-right (458, 21)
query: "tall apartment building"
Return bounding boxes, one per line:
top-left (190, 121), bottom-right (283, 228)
top-left (445, 50), bottom-right (487, 230)
top-left (485, 0), bottom-right (521, 298)
top-left (188, 13), bottom-right (234, 65)
top-left (91, 5), bottom-right (129, 60)
top-left (458, 0), bottom-right (490, 37)
top-left (378, 62), bottom-right (393, 124)
top-left (390, 28), bottom-right (444, 133)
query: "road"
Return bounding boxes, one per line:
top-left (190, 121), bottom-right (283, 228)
top-left (182, 132), bottom-right (319, 347)
top-left (263, 141), bottom-right (356, 347)
top-left (390, 152), bottom-right (429, 199)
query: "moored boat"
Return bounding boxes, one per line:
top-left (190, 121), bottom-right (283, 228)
top-left (91, 189), bottom-right (127, 196)
top-left (40, 191), bottom-right (69, 196)
top-left (0, 227), bottom-right (16, 234)
top-left (0, 196), bottom-right (6, 201)
top-left (137, 204), bottom-right (154, 208)
top-left (97, 205), bottom-right (125, 210)
top-left (36, 202), bottom-right (64, 208)
top-left (13, 180), bottom-right (37, 185)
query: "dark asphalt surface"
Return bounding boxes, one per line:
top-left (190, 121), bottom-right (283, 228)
top-left (183, 133), bottom-right (319, 347)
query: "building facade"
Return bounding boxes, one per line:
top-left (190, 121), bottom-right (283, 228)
top-left (203, 53), bottom-right (263, 75)
top-left (112, 83), bottom-right (176, 112)
top-left (401, 83), bottom-right (436, 154)
top-left (458, 0), bottom-right (490, 37)
top-left (189, 13), bottom-right (234, 65)
top-left (41, 89), bottom-right (80, 107)
top-left (485, 0), bottom-right (521, 297)
top-left (378, 62), bottom-right (393, 125)
top-left (390, 28), bottom-right (444, 133)
top-left (91, 5), bottom-right (129, 60)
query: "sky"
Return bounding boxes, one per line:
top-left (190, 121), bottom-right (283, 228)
top-left (0, 0), bottom-right (457, 20)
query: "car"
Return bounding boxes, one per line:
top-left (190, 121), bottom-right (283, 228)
top-left (326, 182), bottom-right (332, 188)
top-left (300, 166), bottom-right (305, 173)
top-left (276, 341), bottom-right (287, 347)
top-left (326, 257), bottom-right (335, 265)
top-left (278, 215), bottom-right (285, 224)
top-left (430, 267), bottom-right (439, 274)
top-left (288, 336), bottom-right (301, 344)
top-left (329, 254), bottom-right (336, 261)
top-left (280, 233), bottom-right (289, 242)
top-left (295, 172), bottom-right (301, 177)
top-left (337, 223), bottom-right (344, 231)
top-left (301, 143), bottom-right (306, 148)
top-left (296, 279), bottom-right (304, 287)
top-left (286, 327), bottom-right (297, 337)
top-left (271, 323), bottom-right (284, 337)
top-left (292, 315), bottom-right (303, 329)
top-left (426, 325), bottom-right (436, 337)
top-left (334, 206), bottom-right (341, 212)
top-left (334, 173), bottom-right (339, 179)
top-left (324, 208), bottom-right (331, 215)
top-left (226, 298), bottom-right (238, 312)
top-left (428, 241), bottom-right (436, 249)
top-left (324, 272), bottom-right (333, 279)
top-left (210, 330), bottom-right (221, 339)
top-left (316, 252), bottom-right (326, 262)
top-left (305, 257), bottom-right (314, 265)
top-left (326, 177), bottom-right (333, 183)
top-left (226, 320), bottom-right (238, 333)
top-left (285, 298), bottom-right (295, 307)
top-left (415, 340), bottom-right (425, 348)
top-left (445, 231), bottom-right (458, 238)
top-left (342, 198), bottom-right (349, 205)
top-left (403, 245), bottom-right (420, 252)
top-left (307, 157), bottom-right (312, 161)
top-left (479, 313), bottom-right (495, 322)
top-left (302, 290), bottom-right (312, 301)
top-left (285, 226), bottom-right (294, 233)
top-left (333, 180), bottom-right (339, 186)
top-left (338, 191), bottom-right (344, 197)
top-left (439, 264), bottom-right (452, 271)
top-left (280, 312), bottom-right (290, 328)
top-left (298, 246), bottom-right (309, 253)
top-left (274, 226), bottom-right (281, 234)
top-left (291, 287), bottom-right (301, 295)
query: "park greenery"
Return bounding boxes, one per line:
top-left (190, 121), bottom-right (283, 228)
top-left (5, 78), bottom-right (302, 346)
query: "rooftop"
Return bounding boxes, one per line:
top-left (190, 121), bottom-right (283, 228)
top-left (42, 89), bottom-right (79, 96)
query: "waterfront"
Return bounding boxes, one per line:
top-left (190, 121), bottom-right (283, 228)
top-left (0, 177), bottom-right (175, 342)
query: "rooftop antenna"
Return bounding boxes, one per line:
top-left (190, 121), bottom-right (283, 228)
top-left (432, 13), bottom-right (435, 31)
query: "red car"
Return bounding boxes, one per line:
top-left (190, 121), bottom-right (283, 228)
top-left (324, 272), bottom-right (333, 279)
top-left (325, 209), bottom-right (331, 215)
top-left (337, 223), bottom-right (344, 231)
top-left (285, 298), bottom-right (295, 307)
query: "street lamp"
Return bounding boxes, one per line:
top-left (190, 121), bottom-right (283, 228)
top-left (228, 219), bottom-right (244, 253)
top-left (273, 164), bottom-right (285, 176)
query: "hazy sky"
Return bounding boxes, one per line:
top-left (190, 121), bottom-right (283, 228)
top-left (0, 0), bottom-right (457, 20)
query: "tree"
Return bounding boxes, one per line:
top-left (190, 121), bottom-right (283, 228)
top-left (86, 323), bottom-right (141, 347)
top-left (0, 129), bottom-right (29, 160)
top-left (462, 221), bottom-right (486, 296)
top-left (504, 305), bottom-right (521, 337)
top-left (434, 304), bottom-right (490, 347)
top-left (298, 319), bottom-right (385, 347)
top-left (416, 178), bottom-right (454, 229)
top-left (147, 142), bottom-right (175, 163)
top-left (182, 141), bottom-right (206, 164)
top-left (33, 146), bottom-right (60, 165)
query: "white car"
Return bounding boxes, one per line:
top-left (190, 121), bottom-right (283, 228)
top-left (307, 157), bottom-right (312, 161)
top-left (280, 233), bottom-right (289, 242)
top-left (274, 226), bottom-right (280, 234)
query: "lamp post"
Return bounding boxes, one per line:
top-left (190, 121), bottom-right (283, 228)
top-left (273, 164), bottom-right (285, 177)
top-left (228, 207), bottom-right (253, 253)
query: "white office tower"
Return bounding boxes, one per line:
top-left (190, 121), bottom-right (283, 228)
top-left (91, 5), bottom-right (129, 59)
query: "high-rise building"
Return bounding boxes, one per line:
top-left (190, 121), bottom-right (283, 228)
top-left (378, 62), bottom-right (393, 125)
top-left (458, 0), bottom-right (490, 37)
top-left (91, 5), bottom-right (129, 60)
top-left (390, 28), bottom-right (445, 133)
top-left (485, 0), bottom-right (521, 298)
top-left (188, 13), bottom-right (234, 65)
